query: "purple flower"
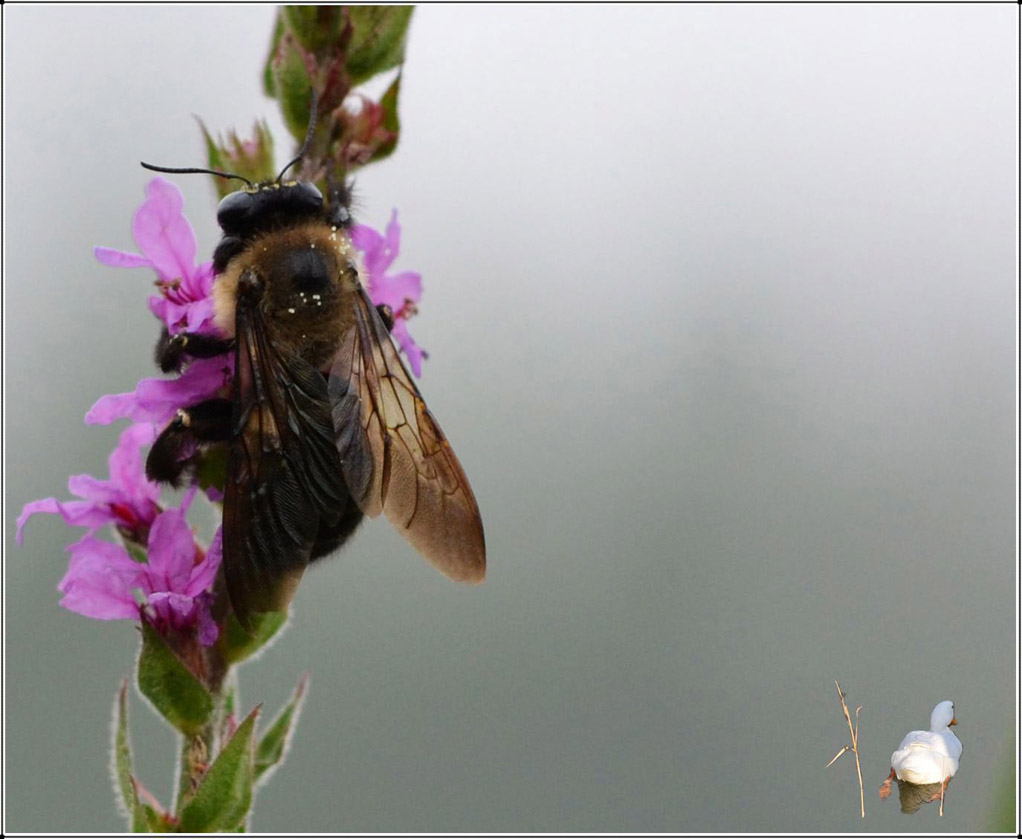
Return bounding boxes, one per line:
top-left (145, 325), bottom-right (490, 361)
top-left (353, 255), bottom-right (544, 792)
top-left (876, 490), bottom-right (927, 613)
top-left (94, 177), bottom-right (217, 335)
top-left (17, 423), bottom-right (161, 546)
top-left (86, 357), bottom-right (231, 427)
top-left (351, 210), bottom-right (427, 377)
top-left (88, 176), bottom-right (232, 427)
top-left (57, 490), bottom-right (221, 645)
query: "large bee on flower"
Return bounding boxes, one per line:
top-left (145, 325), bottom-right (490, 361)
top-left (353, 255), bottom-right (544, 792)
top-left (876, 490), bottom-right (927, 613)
top-left (141, 120), bottom-right (485, 628)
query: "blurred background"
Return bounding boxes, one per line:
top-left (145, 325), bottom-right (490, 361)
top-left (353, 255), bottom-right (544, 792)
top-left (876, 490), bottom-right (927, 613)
top-left (4, 5), bottom-right (1017, 833)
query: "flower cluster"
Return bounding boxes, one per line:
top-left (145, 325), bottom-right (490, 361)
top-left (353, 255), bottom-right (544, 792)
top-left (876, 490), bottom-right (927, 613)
top-left (352, 210), bottom-right (427, 377)
top-left (20, 177), bottom-right (426, 646)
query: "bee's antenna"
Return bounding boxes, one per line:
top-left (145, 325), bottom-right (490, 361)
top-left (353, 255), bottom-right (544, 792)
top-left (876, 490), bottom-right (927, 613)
top-left (141, 162), bottom-right (254, 188)
top-left (276, 90), bottom-right (319, 183)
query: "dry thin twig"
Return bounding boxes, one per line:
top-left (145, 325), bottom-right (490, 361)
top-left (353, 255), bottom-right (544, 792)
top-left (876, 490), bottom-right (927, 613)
top-left (827, 679), bottom-right (865, 818)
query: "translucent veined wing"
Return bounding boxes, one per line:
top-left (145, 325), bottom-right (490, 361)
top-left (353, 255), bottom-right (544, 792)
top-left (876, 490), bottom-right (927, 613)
top-left (329, 287), bottom-right (485, 583)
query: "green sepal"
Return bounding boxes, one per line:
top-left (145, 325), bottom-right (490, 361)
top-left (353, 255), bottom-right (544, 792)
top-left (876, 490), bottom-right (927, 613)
top-left (215, 668), bottom-right (240, 749)
top-left (369, 71), bottom-right (402, 164)
top-left (255, 674), bottom-right (309, 784)
top-left (272, 32), bottom-right (315, 143)
top-left (200, 120), bottom-right (276, 199)
top-left (345, 6), bottom-right (414, 86)
top-left (122, 539), bottom-right (148, 565)
top-left (110, 679), bottom-right (146, 831)
top-left (142, 806), bottom-right (167, 831)
top-left (178, 706), bottom-right (260, 833)
top-left (138, 794), bottom-right (175, 833)
top-left (137, 622), bottom-right (214, 736)
top-left (194, 445), bottom-right (229, 497)
top-left (222, 669), bottom-right (240, 720)
top-left (119, 774), bottom-right (174, 832)
top-left (283, 5), bottom-right (346, 55)
top-left (217, 609), bottom-right (288, 665)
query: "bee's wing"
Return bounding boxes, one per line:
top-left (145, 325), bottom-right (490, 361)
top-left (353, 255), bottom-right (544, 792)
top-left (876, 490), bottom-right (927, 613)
top-left (224, 291), bottom-right (349, 627)
top-left (328, 287), bottom-right (486, 583)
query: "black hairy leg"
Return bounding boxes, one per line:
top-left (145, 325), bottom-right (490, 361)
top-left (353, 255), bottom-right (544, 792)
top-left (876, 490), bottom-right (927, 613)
top-left (146, 398), bottom-right (233, 485)
top-left (155, 327), bottom-right (234, 373)
top-left (325, 175), bottom-right (355, 229)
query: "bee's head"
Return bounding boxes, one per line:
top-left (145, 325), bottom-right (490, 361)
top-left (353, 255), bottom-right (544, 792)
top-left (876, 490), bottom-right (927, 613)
top-left (215, 181), bottom-right (324, 238)
top-left (141, 92), bottom-right (352, 274)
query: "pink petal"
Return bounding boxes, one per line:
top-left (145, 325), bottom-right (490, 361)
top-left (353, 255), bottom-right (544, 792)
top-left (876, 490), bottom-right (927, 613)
top-left (66, 474), bottom-right (121, 504)
top-left (108, 424), bottom-right (161, 504)
top-left (184, 297), bottom-right (216, 333)
top-left (94, 247), bottom-right (154, 269)
top-left (147, 591), bottom-right (196, 629)
top-left (16, 498), bottom-right (62, 544)
top-left (146, 505), bottom-right (197, 591)
top-left (180, 261), bottom-right (216, 300)
top-left (86, 358), bottom-right (230, 426)
top-left (195, 593), bottom-right (220, 646)
top-left (370, 270), bottom-right (421, 311)
top-left (350, 224), bottom-right (385, 271)
top-left (186, 526), bottom-right (222, 596)
top-left (85, 391), bottom-right (145, 426)
top-left (383, 209), bottom-right (402, 264)
top-left (132, 178), bottom-right (198, 282)
top-left (58, 538), bottom-right (145, 620)
top-left (17, 496), bottom-right (118, 543)
top-left (148, 297), bottom-right (191, 331)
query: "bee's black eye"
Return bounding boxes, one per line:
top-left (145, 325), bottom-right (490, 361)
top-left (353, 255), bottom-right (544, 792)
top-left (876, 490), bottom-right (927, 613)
top-left (217, 190), bottom-right (255, 232)
top-left (212, 236), bottom-right (246, 273)
top-left (290, 182), bottom-right (323, 213)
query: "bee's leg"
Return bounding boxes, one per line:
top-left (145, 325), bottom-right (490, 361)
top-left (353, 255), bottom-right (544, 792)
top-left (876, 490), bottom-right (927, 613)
top-left (146, 399), bottom-right (234, 486)
top-left (325, 174), bottom-right (354, 229)
top-left (375, 304), bottom-right (395, 333)
top-left (309, 501), bottom-right (366, 562)
top-left (155, 326), bottom-right (235, 373)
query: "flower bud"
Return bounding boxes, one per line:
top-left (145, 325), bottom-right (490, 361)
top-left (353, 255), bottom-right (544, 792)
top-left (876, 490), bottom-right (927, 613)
top-left (201, 120), bottom-right (276, 197)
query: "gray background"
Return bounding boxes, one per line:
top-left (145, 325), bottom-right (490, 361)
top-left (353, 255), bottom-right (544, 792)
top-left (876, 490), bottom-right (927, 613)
top-left (4, 5), bottom-right (1017, 834)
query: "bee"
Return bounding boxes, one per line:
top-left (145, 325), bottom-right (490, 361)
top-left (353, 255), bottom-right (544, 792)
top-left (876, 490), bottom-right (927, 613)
top-left (141, 138), bottom-right (485, 628)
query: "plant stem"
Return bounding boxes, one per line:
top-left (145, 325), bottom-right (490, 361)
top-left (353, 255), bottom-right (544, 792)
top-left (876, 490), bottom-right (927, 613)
top-left (830, 680), bottom-right (865, 818)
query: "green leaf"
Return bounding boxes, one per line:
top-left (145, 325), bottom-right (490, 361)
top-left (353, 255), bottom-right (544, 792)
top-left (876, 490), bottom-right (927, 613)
top-left (256, 674), bottom-right (309, 784)
top-left (369, 71), bottom-right (403, 164)
top-left (262, 11), bottom-right (286, 97)
top-left (217, 609), bottom-right (288, 665)
top-left (345, 6), bottom-right (414, 86)
top-left (200, 119), bottom-right (228, 180)
top-left (283, 5), bottom-right (346, 54)
top-left (136, 622), bottom-right (214, 736)
top-left (110, 679), bottom-right (146, 831)
top-left (272, 32), bottom-right (314, 143)
top-left (179, 706), bottom-right (260, 833)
